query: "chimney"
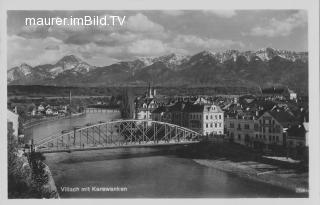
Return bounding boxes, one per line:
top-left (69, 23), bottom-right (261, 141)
top-left (153, 88), bottom-right (156, 96)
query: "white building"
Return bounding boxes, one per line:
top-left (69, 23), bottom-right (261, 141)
top-left (161, 101), bottom-right (224, 136)
top-left (288, 89), bottom-right (297, 101)
top-left (7, 109), bottom-right (19, 139)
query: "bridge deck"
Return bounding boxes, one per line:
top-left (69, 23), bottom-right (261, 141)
top-left (39, 141), bottom-right (199, 153)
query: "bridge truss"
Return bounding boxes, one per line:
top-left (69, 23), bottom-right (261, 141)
top-left (35, 120), bottom-right (201, 153)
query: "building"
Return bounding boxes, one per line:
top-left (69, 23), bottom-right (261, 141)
top-left (45, 108), bottom-right (53, 115)
top-left (151, 106), bottom-right (167, 121)
top-left (261, 87), bottom-right (297, 101)
top-left (155, 99), bottom-right (224, 136)
top-left (225, 110), bottom-right (299, 151)
top-left (286, 124), bottom-right (307, 148)
top-left (288, 88), bottom-right (297, 101)
top-left (225, 114), bottom-right (258, 146)
top-left (134, 85), bottom-right (158, 120)
top-left (7, 109), bottom-right (19, 139)
top-left (38, 104), bottom-right (45, 112)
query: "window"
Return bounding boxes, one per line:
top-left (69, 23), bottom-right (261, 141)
top-left (206, 123), bottom-right (208, 128)
top-left (210, 115), bottom-right (213, 119)
top-left (256, 134), bottom-right (258, 139)
top-left (276, 136), bottom-right (279, 142)
top-left (244, 124), bottom-right (250, 129)
top-left (210, 123), bottom-right (213, 128)
top-left (269, 136), bottom-right (271, 141)
top-left (219, 115), bottom-right (221, 119)
top-left (230, 123), bottom-right (234, 128)
top-left (206, 115), bottom-right (208, 120)
top-left (215, 123), bottom-right (217, 128)
top-left (215, 115), bottom-right (218, 119)
top-left (238, 134), bottom-right (241, 140)
top-left (219, 123), bottom-right (222, 127)
top-left (254, 123), bottom-right (259, 131)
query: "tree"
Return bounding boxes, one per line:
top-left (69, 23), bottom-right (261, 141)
top-left (119, 87), bottom-right (135, 119)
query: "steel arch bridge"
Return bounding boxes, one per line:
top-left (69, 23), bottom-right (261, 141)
top-left (35, 120), bottom-right (201, 153)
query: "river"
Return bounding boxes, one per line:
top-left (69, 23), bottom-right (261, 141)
top-left (26, 112), bottom-right (300, 198)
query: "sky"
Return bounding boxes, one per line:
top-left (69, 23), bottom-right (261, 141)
top-left (7, 10), bottom-right (308, 68)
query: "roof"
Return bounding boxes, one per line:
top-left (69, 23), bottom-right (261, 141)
top-left (268, 110), bottom-right (297, 127)
top-left (287, 125), bottom-right (306, 138)
top-left (152, 106), bottom-right (167, 114)
top-left (168, 101), bottom-right (223, 113)
top-left (184, 103), bottom-right (204, 113)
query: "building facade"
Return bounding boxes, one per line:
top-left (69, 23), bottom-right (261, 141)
top-left (225, 110), bottom-right (298, 151)
top-left (153, 100), bottom-right (224, 136)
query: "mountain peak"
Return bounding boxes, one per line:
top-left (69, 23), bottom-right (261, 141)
top-left (198, 50), bottom-right (215, 56)
top-left (57, 55), bottom-right (83, 65)
top-left (20, 63), bottom-right (32, 68)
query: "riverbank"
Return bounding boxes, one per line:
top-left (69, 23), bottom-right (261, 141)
top-left (177, 142), bottom-right (308, 196)
top-left (23, 112), bottom-right (86, 129)
top-left (193, 158), bottom-right (308, 195)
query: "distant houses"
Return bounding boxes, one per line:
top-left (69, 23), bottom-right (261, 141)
top-left (261, 86), bottom-right (297, 101)
top-left (224, 91), bottom-right (308, 155)
top-left (134, 86), bottom-right (225, 136)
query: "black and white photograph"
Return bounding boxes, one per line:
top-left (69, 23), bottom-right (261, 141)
top-left (2, 0), bottom-right (319, 201)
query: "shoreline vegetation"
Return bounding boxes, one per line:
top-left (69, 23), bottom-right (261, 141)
top-left (8, 126), bottom-right (59, 198)
top-left (177, 142), bottom-right (308, 196)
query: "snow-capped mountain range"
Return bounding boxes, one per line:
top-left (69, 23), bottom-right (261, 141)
top-left (7, 47), bottom-right (308, 89)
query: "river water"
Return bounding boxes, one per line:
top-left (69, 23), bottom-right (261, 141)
top-left (26, 112), bottom-right (300, 198)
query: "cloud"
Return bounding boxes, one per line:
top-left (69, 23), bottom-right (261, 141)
top-left (7, 35), bottom-right (122, 68)
top-left (203, 10), bottom-right (237, 18)
top-left (172, 34), bottom-right (244, 51)
top-left (126, 13), bottom-right (164, 33)
top-left (45, 45), bottom-right (60, 50)
top-left (245, 10), bottom-right (307, 37)
top-left (127, 39), bottom-right (168, 56)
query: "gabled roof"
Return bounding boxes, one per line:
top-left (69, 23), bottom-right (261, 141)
top-left (184, 103), bottom-right (204, 113)
top-left (267, 110), bottom-right (297, 127)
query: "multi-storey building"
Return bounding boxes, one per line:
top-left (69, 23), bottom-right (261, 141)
top-left (224, 114), bottom-right (258, 147)
top-left (225, 110), bottom-right (298, 151)
top-left (153, 99), bottom-right (224, 135)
